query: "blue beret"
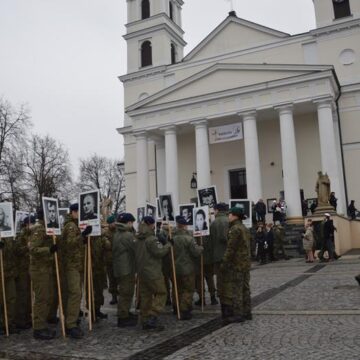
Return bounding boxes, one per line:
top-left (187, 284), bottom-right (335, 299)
top-left (175, 215), bottom-right (187, 225)
top-left (215, 202), bottom-right (228, 211)
top-left (70, 203), bottom-right (79, 212)
top-left (143, 216), bottom-right (155, 225)
top-left (118, 213), bottom-right (135, 223)
top-left (107, 215), bottom-right (116, 224)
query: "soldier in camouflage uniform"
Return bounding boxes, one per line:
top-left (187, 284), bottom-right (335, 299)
top-left (0, 234), bottom-right (20, 335)
top-left (219, 207), bottom-right (252, 324)
top-left (103, 215), bottom-right (118, 305)
top-left (61, 203), bottom-right (92, 339)
top-left (173, 216), bottom-right (203, 320)
top-left (209, 203), bottom-right (229, 305)
top-left (112, 213), bottom-right (137, 327)
top-left (29, 209), bottom-right (58, 340)
top-left (14, 216), bottom-right (34, 329)
top-left (273, 221), bottom-right (289, 260)
top-left (158, 222), bottom-right (172, 306)
top-left (135, 216), bottom-right (170, 331)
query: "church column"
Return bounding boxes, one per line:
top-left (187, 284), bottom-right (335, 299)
top-left (135, 131), bottom-right (149, 207)
top-left (242, 111), bottom-right (263, 202)
top-left (163, 126), bottom-right (179, 210)
top-left (192, 120), bottom-right (211, 188)
top-left (277, 105), bottom-right (302, 218)
top-left (315, 99), bottom-right (344, 213)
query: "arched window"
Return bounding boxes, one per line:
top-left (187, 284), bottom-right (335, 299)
top-left (171, 43), bottom-right (176, 64)
top-left (141, 0), bottom-right (150, 20)
top-left (141, 41), bottom-right (152, 67)
top-left (333, 0), bottom-right (351, 19)
top-left (169, 1), bottom-right (173, 20)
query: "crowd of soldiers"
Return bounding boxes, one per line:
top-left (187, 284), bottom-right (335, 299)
top-left (0, 202), bottom-right (252, 340)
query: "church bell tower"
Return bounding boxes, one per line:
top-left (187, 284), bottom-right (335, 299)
top-left (124, 0), bottom-right (186, 73)
top-left (313, 0), bottom-right (360, 28)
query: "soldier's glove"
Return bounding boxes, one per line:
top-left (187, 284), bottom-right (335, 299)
top-left (197, 245), bottom-right (204, 252)
top-left (0, 240), bottom-right (4, 250)
top-left (49, 244), bottom-right (58, 254)
top-left (81, 225), bottom-right (93, 239)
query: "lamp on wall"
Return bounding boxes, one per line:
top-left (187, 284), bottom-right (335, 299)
top-left (190, 172), bottom-right (197, 189)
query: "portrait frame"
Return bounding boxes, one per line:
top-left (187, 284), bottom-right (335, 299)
top-left (79, 189), bottom-right (100, 227)
top-left (158, 193), bottom-right (175, 221)
top-left (178, 203), bottom-right (195, 226)
top-left (0, 202), bottom-right (15, 238)
top-left (197, 186), bottom-right (218, 209)
top-left (267, 198), bottom-right (277, 213)
top-left (42, 197), bottom-right (61, 236)
top-left (14, 210), bottom-right (29, 235)
top-left (306, 198), bottom-right (317, 210)
top-left (229, 199), bottom-right (252, 228)
top-left (156, 198), bottom-right (162, 219)
top-left (146, 203), bottom-right (157, 220)
top-left (193, 205), bottom-right (210, 237)
top-left (58, 208), bottom-right (69, 230)
top-left (137, 207), bottom-right (145, 223)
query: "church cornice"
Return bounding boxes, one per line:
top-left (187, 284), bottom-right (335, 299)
top-left (119, 65), bottom-right (167, 83)
top-left (310, 17), bottom-right (360, 37)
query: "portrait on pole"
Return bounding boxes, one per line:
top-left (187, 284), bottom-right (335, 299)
top-left (79, 190), bottom-right (100, 227)
top-left (158, 194), bottom-right (174, 221)
top-left (229, 199), bottom-right (252, 228)
top-left (42, 197), bottom-right (61, 236)
top-left (58, 208), bottom-right (69, 230)
top-left (0, 202), bottom-right (15, 238)
top-left (178, 203), bottom-right (195, 226)
top-left (193, 205), bottom-right (210, 237)
top-left (146, 203), bottom-right (157, 219)
top-left (197, 186), bottom-right (217, 209)
top-left (15, 211), bottom-right (29, 235)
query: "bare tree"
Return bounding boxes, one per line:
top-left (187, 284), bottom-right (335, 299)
top-left (78, 155), bottom-right (125, 214)
top-left (23, 134), bottom-right (72, 208)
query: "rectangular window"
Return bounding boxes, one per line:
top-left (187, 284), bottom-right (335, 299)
top-left (229, 168), bottom-right (247, 199)
top-left (333, 0), bottom-right (351, 19)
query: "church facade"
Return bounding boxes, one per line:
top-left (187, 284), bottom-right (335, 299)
top-left (118, 0), bottom-right (360, 221)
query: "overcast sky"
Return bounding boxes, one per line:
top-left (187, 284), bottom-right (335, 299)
top-left (0, 0), bottom-right (315, 177)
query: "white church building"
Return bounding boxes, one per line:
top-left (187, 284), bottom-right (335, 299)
top-left (118, 0), bottom-right (360, 222)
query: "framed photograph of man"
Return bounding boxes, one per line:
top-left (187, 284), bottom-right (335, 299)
top-left (42, 197), bottom-right (61, 236)
top-left (15, 211), bottom-right (29, 235)
top-left (137, 207), bottom-right (145, 223)
top-left (193, 206), bottom-right (210, 237)
top-left (158, 193), bottom-right (174, 221)
top-left (267, 198), bottom-right (277, 213)
top-left (0, 202), bottom-right (15, 238)
top-left (79, 190), bottom-right (100, 226)
top-left (178, 204), bottom-right (195, 226)
top-left (229, 199), bottom-right (252, 228)
top-left (197, 186), bottom-right (217, 209)
top-left (146, 203), bottom-right (157, 219)
top-left (58, 208), bottom-right (69, 230)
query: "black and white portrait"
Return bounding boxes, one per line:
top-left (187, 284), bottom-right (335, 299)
top-left (0, 202), bottom-right (14, 238)
top-left (79, 190), bottom-right (100, 226)
top-left (178, 204), bottom-right (195, 226)
top-left (137, 207), bottom-right (145, 223)
top-left (15, 211), bottom-right (29, 235)
top-left (42, 197), bottom-right (61, 235)
top-left (197, 186), bottom-right (217, 209)
top-left (193, 206), bottom-right (210, 237)
top-left (229, 199), bottom-right (252, 228)
top-left (58, 208), bottom-right (69, 230)
top-left (158, 194), bottom-right (174, 221)
top-left (146, 203), bottom-right (157, 219)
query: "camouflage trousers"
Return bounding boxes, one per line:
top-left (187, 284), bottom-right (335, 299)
top-left (219, 270), bottom-right (251, 316)
top-left (15, 271), bottom-right (32, 327)
top-left (196, 264), bottom-right (216, 298)
top-left (0, 274), bottom-right (16, 329)
top-left (107, 263), bottom-right (118, 296)
top-left (117, 274), bottom-right (135, 319)
top-left (173, 274), bottom-right (195, 312)
top-left (139, 277), bottom-right (166, 323)
top-left (63, 268), bottom-right (82, 329)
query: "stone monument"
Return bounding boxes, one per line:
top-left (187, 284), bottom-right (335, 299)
top-left (314, 171), bottom-right (336, 214)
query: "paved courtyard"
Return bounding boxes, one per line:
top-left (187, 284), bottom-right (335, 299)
top-left (1, 254), bottom-right (360, 360)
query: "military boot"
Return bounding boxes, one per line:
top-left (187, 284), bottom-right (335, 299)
top-left (33, 328), bottom-right (56, 340)
top-left (211, 295), bottom-right (219, 305)
top-left (117, 317), bottom-right (137, 327)
top-left (222, 305), bottom-right (245, 325)
top-left (195, 297), bottom-right (206, 306)
top-left (180, 311), bottom-right (192, 321)
top-left (66, 326), bottom-right (84, 339)
top-left (96, 310), bottom-right (108, 320)
top-left (109, 295), bottom-right (118, 305)
top-left (142, 316), bottom-right (164, 331)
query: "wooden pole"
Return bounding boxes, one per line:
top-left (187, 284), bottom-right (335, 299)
top-left (52, 235), bottom-right (65, 338)
top-left (169, 224), bottom-right (180, 320)
top-left (87, 237), bottom-right (92, 331)
top-left (0, 246), bottom-right (9, 337)
top-left (83, 245), bottom-right (87, 317)
top-left (200, 236), bottom-right (204, 313)
top-left (135, 274), bottom-right (140, 310)
top-left (89, 253), bottom-right (96, 322)
top-left (30, 280), bottom-right (34, 329)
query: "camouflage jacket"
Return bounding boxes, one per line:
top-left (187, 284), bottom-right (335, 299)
top-left (135, 223), bottom-right (170, 280)
top-left (90, 235), bottom-right (107, 275)
top-left (61, 214), bottom-right (84, 272)
top-left (29, 221), bottom-right (54, 272)
top-left (102, 226), bottom-right (115, 265)
top-left (210, 212), bottom-right (229, 263)
top-left (112, 223), bottom-right (135, 278)
top-left (222, 219), bottom-right (250, 272)
top-left (173, 228), bottom-right (202, 276)
top-left (14, 227), bottom-right (31, 273)
top-left (0, 237), bottom-right (18, 278)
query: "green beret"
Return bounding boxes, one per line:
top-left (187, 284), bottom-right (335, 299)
top-left (229, 206), bottom-right (244, 217)
top-left (107, 215), bottom-right (116, 224)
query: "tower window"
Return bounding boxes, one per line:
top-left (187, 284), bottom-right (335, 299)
top-left (141, 0), bottom-right (150, 20)
top-left (171, 43), bottom-right (176, 64)
top-left (169, 1), bottom-right (173, 20)
top-left (333, 0), bottom-right (351, 19)
top-left (141, 40), bottom-right (152, 67)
